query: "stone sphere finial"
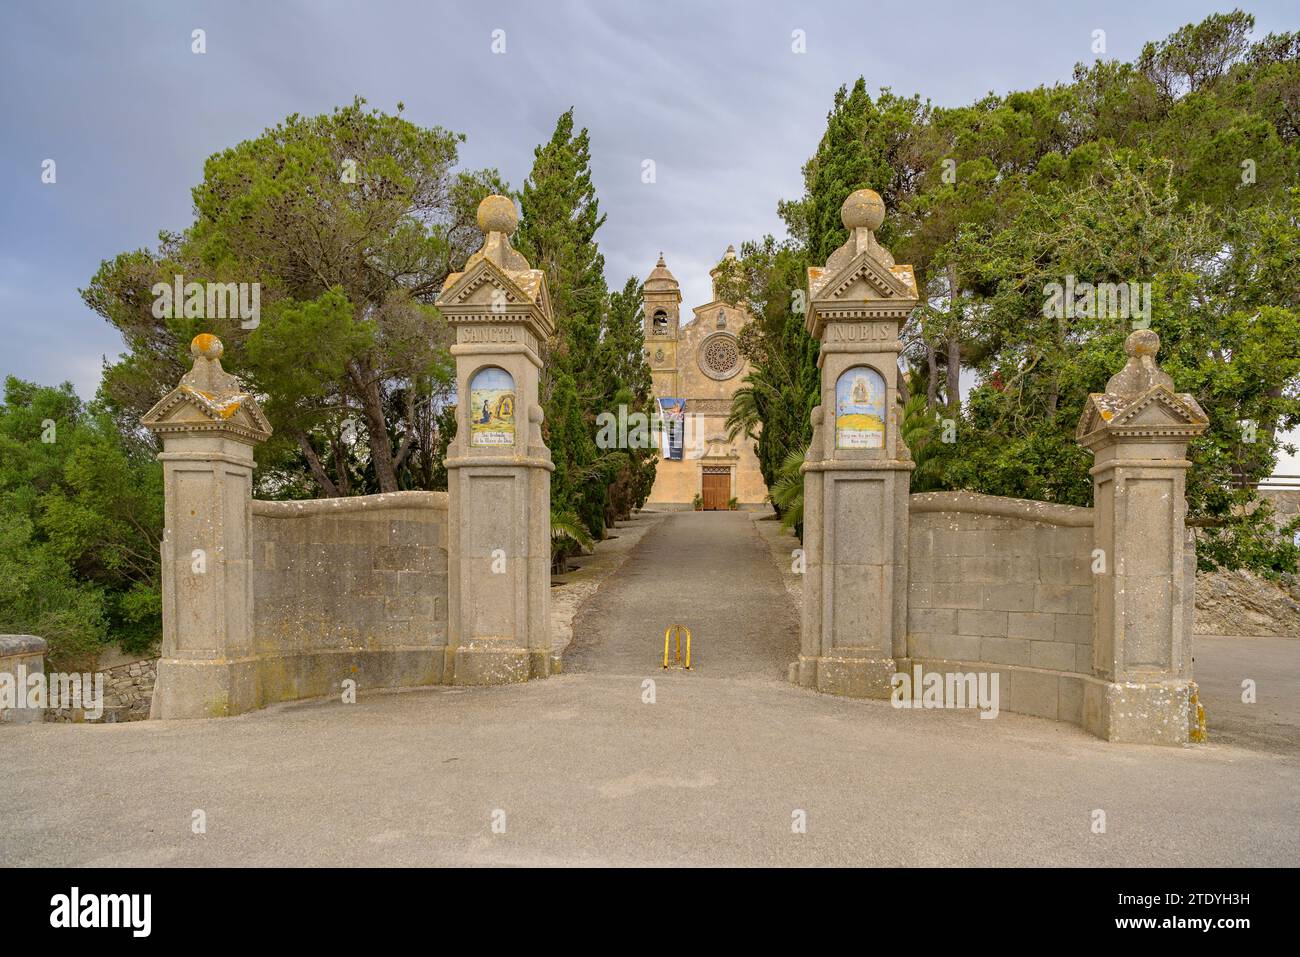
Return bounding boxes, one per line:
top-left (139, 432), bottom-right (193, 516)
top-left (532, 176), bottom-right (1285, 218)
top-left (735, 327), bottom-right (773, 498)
top-left (1104, 327), bottom-right (1172, 397)
top-left (841, 188), bottom-right (885, 231)
top-left (477, 194), bottom-right (518, 235)
top-left (1126, 328), bottom-right (1160, 358)
top-left (190, 333), bottom-right (223, 359)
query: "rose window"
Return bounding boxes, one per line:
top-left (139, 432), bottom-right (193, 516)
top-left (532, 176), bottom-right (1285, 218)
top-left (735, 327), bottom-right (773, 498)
top-left (700, 334), bottom-right (740, 380)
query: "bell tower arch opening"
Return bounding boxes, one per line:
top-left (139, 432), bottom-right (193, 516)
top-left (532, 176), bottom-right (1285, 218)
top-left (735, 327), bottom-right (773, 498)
top-left (644, 253), bottom-right (681, 339)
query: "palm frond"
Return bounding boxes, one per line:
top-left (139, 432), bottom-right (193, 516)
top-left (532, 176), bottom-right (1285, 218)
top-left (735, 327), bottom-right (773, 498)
top-left (771, 443), bottom-right (808, 531)
top-left (550, 507), bottom-right (594, 550)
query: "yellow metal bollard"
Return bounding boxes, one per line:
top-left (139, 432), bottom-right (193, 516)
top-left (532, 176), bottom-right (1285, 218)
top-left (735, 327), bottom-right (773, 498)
top-left (1189, 686), bottom-right (1208, 743)
top-left (662, 624), bottom-right (692, 670)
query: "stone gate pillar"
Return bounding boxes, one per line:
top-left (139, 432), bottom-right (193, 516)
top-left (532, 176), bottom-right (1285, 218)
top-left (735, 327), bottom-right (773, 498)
top-left (435, 195), bottom-right (557, 684)
top-left (1077, 330), bottom-right (1209, 744)
top-left (792, 190), bottom-right (919, 697)
top-left (142, 334), bottom-right (271, 718)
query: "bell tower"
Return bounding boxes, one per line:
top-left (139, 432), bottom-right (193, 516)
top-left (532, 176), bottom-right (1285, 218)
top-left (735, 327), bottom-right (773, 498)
top-left (644, 253), bottom-right (682, 398)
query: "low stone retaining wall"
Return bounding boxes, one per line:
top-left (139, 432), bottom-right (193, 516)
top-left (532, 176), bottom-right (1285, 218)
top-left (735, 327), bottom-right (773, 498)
top-left (103, 656), bottom-right (158, 720)
top-left (43, 656), bottom-right (158, 723)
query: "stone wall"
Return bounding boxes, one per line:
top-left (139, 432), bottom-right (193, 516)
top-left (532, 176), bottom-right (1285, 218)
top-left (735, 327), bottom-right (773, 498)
top-left (45, 655), bottom-right (158, 723)
top-left (909, 492), bottom-right (1095, 673)
top-left (246, 491), bottom-right (450, 705)
top-left (1259, 488), bottom-right (1300, 530)
top-left (908, 493), bottom-right (1087, 726)
top-left (101, 656), bottom-right (157, 720)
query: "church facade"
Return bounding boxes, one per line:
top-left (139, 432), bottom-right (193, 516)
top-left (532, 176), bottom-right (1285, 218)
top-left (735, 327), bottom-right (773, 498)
top-left (642, 248), bottom-right (768, 508)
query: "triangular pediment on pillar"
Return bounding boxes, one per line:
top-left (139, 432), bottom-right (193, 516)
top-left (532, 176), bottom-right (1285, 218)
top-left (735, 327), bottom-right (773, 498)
top-left (141, 342), bottom-right (272, 445)
top-left (806, 253), bottom-right (918, 338)
top-left (1077, 330), bottom-right (1209, 450)
top-left (440, 259), bottom-right (529, 307)
top-left (1077, 386), bottom-right (1208, 445)
top-left (810, 251), bottom-right (916, 305)
top-left (438, 258), bottom-right (553, 339)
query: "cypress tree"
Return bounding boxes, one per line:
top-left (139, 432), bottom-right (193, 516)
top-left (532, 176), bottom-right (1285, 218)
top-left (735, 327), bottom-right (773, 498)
top-left (517, 109), bottom-right (613, 542)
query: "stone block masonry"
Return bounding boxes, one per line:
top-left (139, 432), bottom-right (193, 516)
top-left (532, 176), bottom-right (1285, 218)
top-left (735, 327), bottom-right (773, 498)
top-left (905, 493), bottom-right (1103, 728)
top-left (247, 492), bottom-right (451, 705)
top-left (45, 655), bottom-right (158, 723)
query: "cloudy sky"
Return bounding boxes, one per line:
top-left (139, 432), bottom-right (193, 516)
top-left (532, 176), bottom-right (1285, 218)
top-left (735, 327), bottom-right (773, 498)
top-left (1, 0), bottom-right (1296, 470)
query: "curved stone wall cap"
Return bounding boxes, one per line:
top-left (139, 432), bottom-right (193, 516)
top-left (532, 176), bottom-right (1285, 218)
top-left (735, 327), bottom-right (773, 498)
top-left (251, 489), bottom-right (449, 516)
top-left (909, 490), bottom-right (1093, 527)
top-left (0, 634), bottom-right (49, 655)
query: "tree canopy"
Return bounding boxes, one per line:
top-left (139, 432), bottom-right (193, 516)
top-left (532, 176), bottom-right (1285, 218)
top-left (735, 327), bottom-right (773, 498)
top-left (727, 9), bottom-right (1300, 573)
top-left (0, 378), bottom-right (163, 665)
top-left (82, 97), bottom-right (503, 497)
